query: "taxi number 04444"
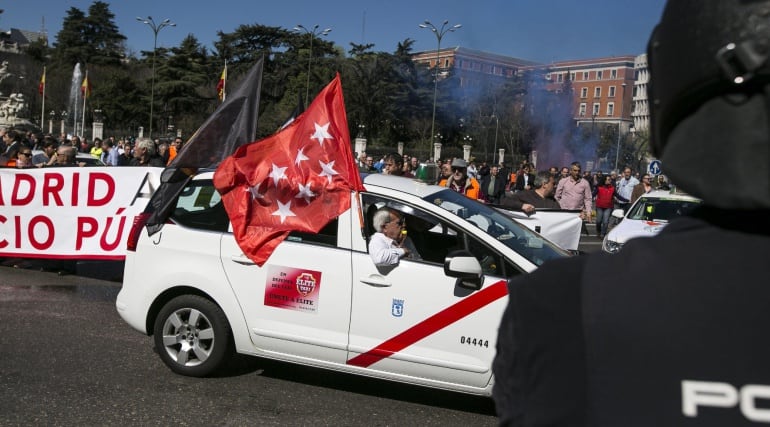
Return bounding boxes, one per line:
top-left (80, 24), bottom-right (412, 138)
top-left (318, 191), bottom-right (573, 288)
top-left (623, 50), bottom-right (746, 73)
top-left (460, 336), bottom-right (489, 348)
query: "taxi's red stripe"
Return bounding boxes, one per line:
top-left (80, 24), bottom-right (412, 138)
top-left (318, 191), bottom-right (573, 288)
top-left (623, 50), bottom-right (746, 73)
top-left (346, 279), bottom-right (508, 368)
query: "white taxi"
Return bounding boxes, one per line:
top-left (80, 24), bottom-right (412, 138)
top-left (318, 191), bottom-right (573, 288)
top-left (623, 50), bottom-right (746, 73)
top-left (116, 172), bottom-right (569, 396)
top-left (602, 189), bottom-right (701, 254)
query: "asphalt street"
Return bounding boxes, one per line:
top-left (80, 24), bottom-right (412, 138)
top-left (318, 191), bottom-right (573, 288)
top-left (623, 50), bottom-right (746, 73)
top-left (0, 266), bottom-right (498, 426)
top-left (0, 231), bottom-right (600, 425)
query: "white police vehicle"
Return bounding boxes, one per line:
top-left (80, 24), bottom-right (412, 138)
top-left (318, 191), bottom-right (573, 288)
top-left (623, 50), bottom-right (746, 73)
top-left (602, 189), bottom-right (702, 254)
top-left (117, 172), bottom-right (569, 396)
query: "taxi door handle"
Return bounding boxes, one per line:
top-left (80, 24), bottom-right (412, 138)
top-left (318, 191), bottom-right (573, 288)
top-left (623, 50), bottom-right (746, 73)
top-left (359, 276), bottom-right (392, 287)
top-left (230, 254), bottom-right (255, 265)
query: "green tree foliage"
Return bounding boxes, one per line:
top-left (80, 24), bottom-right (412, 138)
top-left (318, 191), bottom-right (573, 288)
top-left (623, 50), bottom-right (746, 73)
top-left (52, 1), bottom-right (125, 66)
top-left (7, 0), bottom-right (613, 168)
top-left (83, 1), bottom-right (126, 65)
top-left (155, 35), bottom-right (212, 134)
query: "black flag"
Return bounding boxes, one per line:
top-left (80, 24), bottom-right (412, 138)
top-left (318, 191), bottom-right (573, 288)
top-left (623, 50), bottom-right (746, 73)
top-left (144, 57), bottom-right (264, 232)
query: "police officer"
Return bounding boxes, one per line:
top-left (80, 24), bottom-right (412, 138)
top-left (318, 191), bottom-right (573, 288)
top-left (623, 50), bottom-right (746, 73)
top-left (493, 1), bottom-right (770, 425)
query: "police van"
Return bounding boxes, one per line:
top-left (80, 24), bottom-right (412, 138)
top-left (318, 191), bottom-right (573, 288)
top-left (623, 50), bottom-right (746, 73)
top-left (116, 172), bottom-right (569, 396)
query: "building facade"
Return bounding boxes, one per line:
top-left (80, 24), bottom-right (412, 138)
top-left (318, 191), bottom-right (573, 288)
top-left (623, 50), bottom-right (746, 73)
top-left (632, 53), bottom-right (650, 132)
top-left (0, 28), bottom-right (47, 53)
top-left (412, 48), bottom-right (646, 133)
top-left (411, 46), bottom-right (540, 88)
top-left (530, 55), bottom-right (637, 133)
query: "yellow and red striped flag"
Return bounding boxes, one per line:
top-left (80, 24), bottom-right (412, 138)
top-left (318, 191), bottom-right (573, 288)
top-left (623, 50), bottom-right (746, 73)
top-left (81, 75), bottom-right (91, 98)
top-left (216, 65), bottom-right (227, 102)
top-left (38, 68), bottom-right (45, 95)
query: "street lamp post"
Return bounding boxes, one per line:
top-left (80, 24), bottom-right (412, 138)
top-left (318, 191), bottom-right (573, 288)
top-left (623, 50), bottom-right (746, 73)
top-left (293, 24), bottom-right (332, 106)
top-left (491, 114), bottom-right (499, 165)
top-left (614, 82), bottom-right (627, 172)
top-left (137, 16), bottom-right (175, 140)
top-left (419, 20), bottom-right (461, 154)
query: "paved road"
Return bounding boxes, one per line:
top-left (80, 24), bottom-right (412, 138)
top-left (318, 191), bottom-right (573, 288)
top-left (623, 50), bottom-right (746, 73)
top-left (0, 229), bottom-right (602, 426)
top-left (0, 266), bottom-right (497, 426)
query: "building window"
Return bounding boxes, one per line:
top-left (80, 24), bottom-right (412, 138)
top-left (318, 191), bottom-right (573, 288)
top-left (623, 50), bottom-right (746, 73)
top-left (609, 86), bottom-right (616, 97)
top-left (444, 58), bottom-right (450, 68)
top-left (611, 69), bottom-right (617, 79)
top-left (557, 73), bottom-right (563, 82)
top-left (580, 87), bottom-right (588, 98)
top-left (594, 87), bottom-right (601, 98)
top-left (570, 72), bottom-right (576, 81)
top-left (593, 103), bottom-right (601, 116)
top-left (607, 102), bottom-right (615, 116)
top-left (579, 103), bottom-right (587, 116)
top-left (583, 71), bottom-right (589, 80)
top-left (597, 70), bottom-right (603, 80)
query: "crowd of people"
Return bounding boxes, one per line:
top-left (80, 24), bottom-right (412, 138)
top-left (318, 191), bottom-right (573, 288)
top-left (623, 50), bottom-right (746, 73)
top-left (357, 150), bottom-right (670, 238)
top-left (0, 126), bottom-right (184, 168)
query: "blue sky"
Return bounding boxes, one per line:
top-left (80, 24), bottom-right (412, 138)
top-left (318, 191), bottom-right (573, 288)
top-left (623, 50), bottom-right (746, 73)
top-left (2, 0), bottom-right (666, 63)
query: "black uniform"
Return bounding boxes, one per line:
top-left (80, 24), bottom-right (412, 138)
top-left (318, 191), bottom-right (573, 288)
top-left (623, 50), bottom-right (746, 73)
top-left (493, 207), bottom-right (770, 426)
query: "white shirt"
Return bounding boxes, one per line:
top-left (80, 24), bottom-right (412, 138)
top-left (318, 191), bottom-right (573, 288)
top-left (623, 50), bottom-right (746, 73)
top-left (369, 232), bottom-right (421, 266)
top-left (617, 176), bottom-right (639, 202)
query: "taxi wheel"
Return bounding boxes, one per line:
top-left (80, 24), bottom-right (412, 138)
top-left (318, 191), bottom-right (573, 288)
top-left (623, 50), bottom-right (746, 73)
top-left (153, 295), bottom-right (233, 377)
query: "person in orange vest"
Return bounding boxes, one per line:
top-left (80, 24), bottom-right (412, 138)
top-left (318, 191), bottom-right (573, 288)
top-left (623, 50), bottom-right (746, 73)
top-left (438, 158), bottom-right (480, 200)
top-left (167, 136), bottom-right (183, 165)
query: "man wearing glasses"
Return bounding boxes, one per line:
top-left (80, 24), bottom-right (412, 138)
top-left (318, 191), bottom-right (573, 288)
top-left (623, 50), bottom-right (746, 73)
top-left (438, 158), bottom-right (480, 200)
top-left (555, 161), bottom-right (593, 222)
top-left (15, 148), bottom-right (34, 168)
top-left (369, 207), bottom-right (420, 266)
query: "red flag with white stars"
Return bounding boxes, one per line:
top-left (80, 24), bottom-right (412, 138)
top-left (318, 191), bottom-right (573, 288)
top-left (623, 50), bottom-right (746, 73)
top-left (213, 74), bottom-right (364, 266)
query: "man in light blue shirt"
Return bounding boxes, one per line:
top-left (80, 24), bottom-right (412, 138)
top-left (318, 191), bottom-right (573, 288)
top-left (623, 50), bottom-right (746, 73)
top-left (100, 139), bottom-right (121, 166)
top-left (614, 167), bottom-right (639, 212)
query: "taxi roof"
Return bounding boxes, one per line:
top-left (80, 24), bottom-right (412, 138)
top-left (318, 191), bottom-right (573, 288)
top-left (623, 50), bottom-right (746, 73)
top-left (362, 173), bottom-right (445, 198)
top-left (191, 170), bottom-right (447, 199)
top-left (639, 189), bottom-right (701, 202)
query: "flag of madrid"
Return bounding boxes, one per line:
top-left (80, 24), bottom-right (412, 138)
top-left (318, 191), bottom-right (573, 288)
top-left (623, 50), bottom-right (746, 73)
top-left (213, 74), bottom-right (364, 266)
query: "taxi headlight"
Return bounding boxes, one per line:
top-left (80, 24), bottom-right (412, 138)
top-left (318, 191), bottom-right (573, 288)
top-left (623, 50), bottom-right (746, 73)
top-left (602, 238), bottom-right (623, 254)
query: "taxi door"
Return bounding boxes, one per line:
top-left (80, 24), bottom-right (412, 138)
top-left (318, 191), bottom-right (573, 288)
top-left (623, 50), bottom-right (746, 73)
top-left (220, 208), bottom-right (353, 364)
top-left (347, 196), bottom-right (509, 389)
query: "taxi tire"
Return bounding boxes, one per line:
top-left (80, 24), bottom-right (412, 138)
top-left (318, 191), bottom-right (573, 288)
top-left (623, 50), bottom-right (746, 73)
top-left (153, 294), bottom-right (233, 377)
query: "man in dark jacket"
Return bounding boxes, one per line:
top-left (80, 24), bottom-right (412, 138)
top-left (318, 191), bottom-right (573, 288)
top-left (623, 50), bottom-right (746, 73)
top-left (480, 165), bottom-right (506, 204)
top-left (493, 1), bottom-right (770, 425)
top-left (500, 170), bottom-right (560, 214)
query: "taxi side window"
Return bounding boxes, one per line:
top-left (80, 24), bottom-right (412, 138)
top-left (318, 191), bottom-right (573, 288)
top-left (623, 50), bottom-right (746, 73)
top-left (171, 179), bottom-right (229, 232)
top-left (362, 193), bottom-right (460, 264)
top-left (464, 234), bottom-right (519, 278)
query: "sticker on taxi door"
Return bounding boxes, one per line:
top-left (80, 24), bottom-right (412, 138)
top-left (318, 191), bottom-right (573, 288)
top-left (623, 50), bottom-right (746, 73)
top-left (264, 265), bottom-right (322, 313)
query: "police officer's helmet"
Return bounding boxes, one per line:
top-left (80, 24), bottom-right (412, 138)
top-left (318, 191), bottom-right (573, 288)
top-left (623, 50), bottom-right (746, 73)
top-left (648, 0), bottom-right (770, 157)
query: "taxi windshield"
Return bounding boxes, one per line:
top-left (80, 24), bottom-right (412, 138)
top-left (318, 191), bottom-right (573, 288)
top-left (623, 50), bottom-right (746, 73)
top-left (627, 197), bottom-right (701, 222)
top-left (424, 189), bottom-right (570, 266)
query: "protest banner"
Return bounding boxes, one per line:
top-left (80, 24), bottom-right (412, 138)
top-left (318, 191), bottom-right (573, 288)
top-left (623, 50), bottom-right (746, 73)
top-left (0, 167), bottom-right (162, 260)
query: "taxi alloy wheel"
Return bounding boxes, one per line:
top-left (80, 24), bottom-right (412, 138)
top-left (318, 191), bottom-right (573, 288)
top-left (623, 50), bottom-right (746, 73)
top-left (153, 295), bottom-right (233, 377)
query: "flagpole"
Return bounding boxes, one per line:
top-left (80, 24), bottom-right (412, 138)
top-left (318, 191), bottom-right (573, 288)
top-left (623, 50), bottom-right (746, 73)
top-left (40, 66), bottom-right (45, 130)
top-left (81, 71), bottom-right (87, 138)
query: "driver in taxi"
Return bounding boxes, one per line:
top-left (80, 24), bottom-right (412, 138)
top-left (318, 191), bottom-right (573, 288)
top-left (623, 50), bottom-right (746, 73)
top-left (369, 207), bottom-right (421, 266)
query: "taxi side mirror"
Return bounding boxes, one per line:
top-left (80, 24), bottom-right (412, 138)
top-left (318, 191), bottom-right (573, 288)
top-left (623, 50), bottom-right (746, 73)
top-left (444, 250), bottom-right (483, 290)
